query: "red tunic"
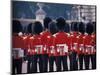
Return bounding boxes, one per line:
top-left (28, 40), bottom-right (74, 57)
top-left (70, 32), bottom-right (79, 52)
top-left (22, 35), bottom-right (33, 55)
top-left (84, 33), bottom-right (93, 55)
top-left (46, 34), bottom-right (55, 56)
top-left (91, 33), bottom-right (96, 54)
top-left (77, 33), bottom-right (85, 54)
top-left (40, 31), bottom-right (51, 54)
top-left (31, 35), bottom-right (43, 55)
top-left (12, 34), bottom-right (24, 59)
top-left (12, 35), bottom-right (24, 48)
top-left (53, 31), bottom-right (70, 56)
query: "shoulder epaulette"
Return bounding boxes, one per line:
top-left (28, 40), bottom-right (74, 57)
top-left (53, 33), bottom-right (58, 37)
top-left (30, 36), bottom-right (34, 39)
top-left (47, 35), bottom-right (51, 38)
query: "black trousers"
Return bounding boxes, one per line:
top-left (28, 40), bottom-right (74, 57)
top-left (27, 54), bottom-right (44, 73)
top-left (56, 56), bottom-right (68, 72)
top-left (69, 51), bottom-right (78, 71)
top-left (84, 55), bottom-right (90, 70)
top-left (34, 54), bottom-right (44, 73)
top-left (90, 54), bottom-right (96, 69)
top-left (32, 55), bottom-right (37, 73)
top-left (78, 54), bottom-right (84, 70)
top-left (49, 56), bottom-right (55, 72)
top-left (27, 55), bottom-right (34, 73)
top-left (12, 58), bottom-right (22, 74)
top-left (42, 54), bottom-right (48, 72)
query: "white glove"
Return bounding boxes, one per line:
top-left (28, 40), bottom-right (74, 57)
top-left (57, 48), bottom-right (60, 52)
top-left (44, 46), bottom-right (46, 51)
top-left (91, 46), bottom-right (94, 53)
top-left (64, 45), bottom-right (68, 52)
top-left (51, 50), bottom-right (53, 54)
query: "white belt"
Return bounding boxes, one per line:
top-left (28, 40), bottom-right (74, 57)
top-left (35, 45), bottom-right (43, 53)
top-left (12, 48), bottom-right (24, 58)
top-left (79, 44), bottom-right (84, 51)
top-left (86, 45), bottom-right (92, 47)
top-left (56, 44), bottom-right (68, 53)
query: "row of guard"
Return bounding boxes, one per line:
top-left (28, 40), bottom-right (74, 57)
top-left (12, 17), bottom-right (96, 74)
